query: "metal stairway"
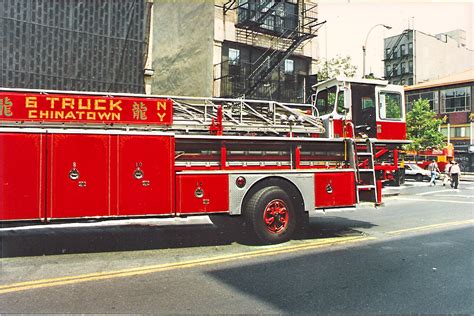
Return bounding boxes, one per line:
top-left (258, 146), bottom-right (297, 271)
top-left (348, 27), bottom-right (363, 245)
top-left (352, 139), bottom-right (379, 204)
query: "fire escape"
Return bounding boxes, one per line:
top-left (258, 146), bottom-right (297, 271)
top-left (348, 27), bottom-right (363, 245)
top-left (221, 0), bottom-right (323, 100)
top-left (385, 29), bottom-right (411, 83)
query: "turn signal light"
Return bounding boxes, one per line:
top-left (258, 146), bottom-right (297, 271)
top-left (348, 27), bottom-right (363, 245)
top-left (236, 176), bottom-right (246, 188)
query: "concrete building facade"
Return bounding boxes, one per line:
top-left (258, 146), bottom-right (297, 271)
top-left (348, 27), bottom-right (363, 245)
top-left (147, 0), bottom-right (320, 103)
top-left (384, 29), bottom-right (474, 86)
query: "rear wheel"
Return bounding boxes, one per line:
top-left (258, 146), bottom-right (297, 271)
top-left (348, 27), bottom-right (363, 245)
top-left (415, 174), bottom-right (423, 182)
top-left (244, 186), bottom-right (297, 244)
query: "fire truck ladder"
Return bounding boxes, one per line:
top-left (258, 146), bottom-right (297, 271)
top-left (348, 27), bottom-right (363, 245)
top-left (168, 96), bottom-right (324, 136)
top-left (353, 139), bottom-right (379, 204)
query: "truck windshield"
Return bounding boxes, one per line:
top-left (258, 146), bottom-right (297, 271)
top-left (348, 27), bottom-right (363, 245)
top-left (315, 86), bottom-right (337, 116)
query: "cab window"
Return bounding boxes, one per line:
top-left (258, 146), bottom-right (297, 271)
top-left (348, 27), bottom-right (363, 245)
top-left (379, 92), bottom-right (402, 120)
top-left (336, 91), bottom-right (346, 114)
top-left (315, 86), bottom-right (337, 116)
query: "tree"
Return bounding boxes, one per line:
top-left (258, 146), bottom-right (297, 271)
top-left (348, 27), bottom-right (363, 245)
top-left (405, 98), bottom-right (446, 151)
top-left (314, 55), bottom-right (357, 81)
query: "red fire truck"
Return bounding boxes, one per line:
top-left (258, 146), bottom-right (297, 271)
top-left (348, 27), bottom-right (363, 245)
top-left (0, 77), bottom-right (408, 244)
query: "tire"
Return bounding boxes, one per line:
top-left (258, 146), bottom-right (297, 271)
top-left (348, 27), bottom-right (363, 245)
top-left (415, 174), bottom-right (423, 182)
top-left (243, 186), bottom-right (297, 244)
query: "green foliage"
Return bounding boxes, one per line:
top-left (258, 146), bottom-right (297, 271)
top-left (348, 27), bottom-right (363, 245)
top-left (405, 98), bottom-right (446, 151)
top-left (386, 95), bottom-right (401, 119)
top-left (315, 55), bottom-right (357, 81)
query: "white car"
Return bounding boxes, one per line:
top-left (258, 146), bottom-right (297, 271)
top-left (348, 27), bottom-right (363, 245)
top-left (404, 163), bottom-right (432, 182)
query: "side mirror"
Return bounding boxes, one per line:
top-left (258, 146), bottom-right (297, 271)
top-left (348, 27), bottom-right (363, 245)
top-left (341, 87), bottom-right (351, 110)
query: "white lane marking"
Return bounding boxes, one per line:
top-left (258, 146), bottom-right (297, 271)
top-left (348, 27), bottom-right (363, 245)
top-left (396, 197), bottom-right (474, 204)
top-left (417, 189), bottom-right (447, 196)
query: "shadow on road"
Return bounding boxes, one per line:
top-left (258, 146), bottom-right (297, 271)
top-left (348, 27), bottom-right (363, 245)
top-left (0, 216), bottom-right (376, 258)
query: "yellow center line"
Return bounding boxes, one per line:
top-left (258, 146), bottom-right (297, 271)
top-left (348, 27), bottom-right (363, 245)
top-left (0, 236), bottom-right (369, 295)
top-left (387, 219), bottom-right (474, 235)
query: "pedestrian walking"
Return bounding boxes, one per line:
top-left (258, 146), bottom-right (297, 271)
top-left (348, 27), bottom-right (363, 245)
top-left (449, 160), bottom-right (461, 189)
top-left (443, 161), bottom-right (452, 187)
top-left (427, 159), bottom-right (440, 186)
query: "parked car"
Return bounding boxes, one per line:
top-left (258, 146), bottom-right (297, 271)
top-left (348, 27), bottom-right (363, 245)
top-left (404, 163), bottom-right (432, 182)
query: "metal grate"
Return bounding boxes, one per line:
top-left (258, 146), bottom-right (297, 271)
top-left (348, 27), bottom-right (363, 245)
top-left (0, 0), bottom-right (147, 93)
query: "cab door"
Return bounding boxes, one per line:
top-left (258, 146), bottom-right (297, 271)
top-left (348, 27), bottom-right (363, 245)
top-left (375, 86), bottom-right (406, 140)
top-left (350, 83), bottom-right (376, 138)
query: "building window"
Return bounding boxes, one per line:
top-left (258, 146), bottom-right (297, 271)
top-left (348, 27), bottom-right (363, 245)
top-left (393, 64), bottom-right (398, 76)
top-left (385, 48), bottom-right (391, 59)
top-left (406, 91), bottom-right (439, 112)
top-left (440, 87), bottom-right (471, 113)
top-left (408, 42), bottom-right (413, 54)
top-left (228, 48), bottom-right (240, 66)
top-left (401, 79), bottom-right (406, 85)
top-left (379, 92), bottom-right (403, 120)
top-left (284, 59), bottom-right (294, 74)
top-left (385, 64), bottom-right (391, 77)
top-left (392, 48), bottom-right (398, 59)
top-left (237, 0), bottom-right (297, 35)
top-left (401, 62), bottom-right (406, 74)
top-left (408, 60), bottom-right (413, 73)
top-left (408, 77), bottom-right (413, 85)
top-left (400, 44), bottom-right (406, 56)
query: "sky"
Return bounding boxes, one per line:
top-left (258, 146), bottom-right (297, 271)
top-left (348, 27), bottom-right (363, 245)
top-left (317, 0), bottom-right (474, 77)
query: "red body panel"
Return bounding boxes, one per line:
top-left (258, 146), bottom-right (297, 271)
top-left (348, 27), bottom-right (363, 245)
top-left (117, 135), bottom-right (174, 216)
top-left (376, 121), bottom-right (406, 140)
top-left (176, 174), bottom-right (229, 214)
top-left (332, 119), bottom-right (354, 138)
top-left (0, 133), bottom-right (45, 220)
top-left (314, 172), bottom-right (356, 208)
top-left (48, 134), bottom-right (111, 219)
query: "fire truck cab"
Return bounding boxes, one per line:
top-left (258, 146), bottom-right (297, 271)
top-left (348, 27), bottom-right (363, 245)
top-left (313, 77), bottom-right (406, 140)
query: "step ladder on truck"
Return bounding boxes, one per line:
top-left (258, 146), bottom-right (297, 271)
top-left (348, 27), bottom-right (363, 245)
top-left (0, 77), bottom-right (409, 244)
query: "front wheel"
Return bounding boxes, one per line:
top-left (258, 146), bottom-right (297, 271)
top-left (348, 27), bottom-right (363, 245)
top-left (243, 186), bottom-right (297, 244)
top-left (415, 174), bottom-right (423, 182)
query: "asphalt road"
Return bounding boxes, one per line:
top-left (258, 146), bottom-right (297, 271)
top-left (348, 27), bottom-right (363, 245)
top-left (0, 180), bottom-right (473, 313)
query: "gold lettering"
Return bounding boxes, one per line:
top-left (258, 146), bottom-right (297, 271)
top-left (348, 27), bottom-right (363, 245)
top-left (86, 112), bottom-right (96, 120)
top-left (64, 111), bottom-right (76, 120)
top-left (39, 110), bottom-right (49, 119)
top-left (94, 99), bottom-right (106, 111)
top-left (25, 96), bottom-right (38, 108)
top-left (157, 101), bottom-right (167, 111)
top-left (77, 98), bottom-right (91, 110)
top-left (77, 111), bottom-right (85, 120)
top-left (109, 100), bottom-right (122, 111)
top-left (157, 112), bottom-right (166, 122)
top-left (97, 112), bottom-right (112, 121)
top-left (62, 98), bottom-right (74, 110)
top-left (46, 97), bottom-right (59, 109)
top-left (111, 113), bottom-right (120, 121)
top-left (55, 111), bottom-right (65, 119)
top-left (28, 110), bottom-right (37, 118)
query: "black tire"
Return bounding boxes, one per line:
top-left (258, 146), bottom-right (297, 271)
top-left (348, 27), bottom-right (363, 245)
top-left (243, 186), bottom-right (297, 244)
top-left (415, 174), bottom-right (423, 182)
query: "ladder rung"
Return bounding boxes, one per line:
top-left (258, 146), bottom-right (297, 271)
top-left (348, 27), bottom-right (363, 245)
top-left (359, 169), bottom-right (374, 172)
top-left (357, 185), bottom-right (376, 190)
top-left (357, 152), bottom-right (372, 156)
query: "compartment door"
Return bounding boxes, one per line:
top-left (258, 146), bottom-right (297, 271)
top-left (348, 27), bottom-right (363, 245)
top-left (48, 134), bottom-right (110, 219)
top-left (0, 132), bottom-right (46, 220)
top-left (315, 172), bottom-right (356, 208)
top-left (117, 135), bottom-right (173, 216)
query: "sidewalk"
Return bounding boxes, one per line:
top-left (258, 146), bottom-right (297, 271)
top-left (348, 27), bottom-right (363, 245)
top-left (460, 172), bottom-right (474, 182)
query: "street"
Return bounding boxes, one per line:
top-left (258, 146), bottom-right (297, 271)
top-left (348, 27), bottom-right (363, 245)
top-left (0, 180), bottom-right (473, 313)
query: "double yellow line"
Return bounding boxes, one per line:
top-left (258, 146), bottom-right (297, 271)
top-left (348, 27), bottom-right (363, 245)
top-left (1, 218), bottom-right (473, 295)
top-left (0, 236), bottom-right (367, 295)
